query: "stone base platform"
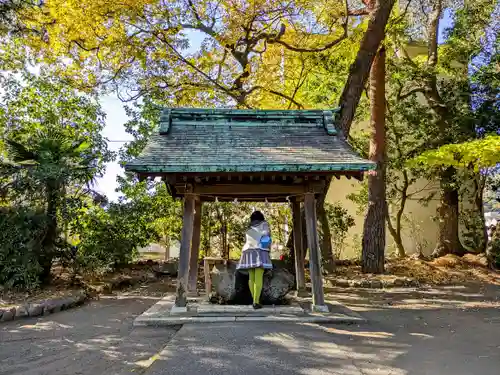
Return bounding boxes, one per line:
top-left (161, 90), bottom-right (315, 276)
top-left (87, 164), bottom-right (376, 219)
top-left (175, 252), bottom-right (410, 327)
top-left (133, 295), bottom-right (366, 326)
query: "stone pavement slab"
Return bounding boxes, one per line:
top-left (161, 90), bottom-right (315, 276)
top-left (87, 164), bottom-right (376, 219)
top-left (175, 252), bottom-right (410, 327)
top-left (134, 295), bottom-right (366, 326)
top-left (143, 305), bottom-right (500, 375)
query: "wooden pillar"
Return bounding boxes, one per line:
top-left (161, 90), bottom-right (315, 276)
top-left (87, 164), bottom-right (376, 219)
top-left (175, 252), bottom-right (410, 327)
top-left (175, 192), bottom-right (195, 307)
top-left (164, 236), bottom-right (170, 260)
top-left (291, 199), bottom-right (307, 297)
top-left (304, 192), bottom-right (328, 312)
top-left (188, 199), bottom-right (202, 295)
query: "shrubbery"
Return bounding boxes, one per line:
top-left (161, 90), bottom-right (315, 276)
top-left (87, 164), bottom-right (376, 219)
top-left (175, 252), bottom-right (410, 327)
top-left (487, 225), bottom-right (500, 269)
top-left (324, 202), bottom-right (356, 259)
top-left (0, 208), bottom-right (46, 289)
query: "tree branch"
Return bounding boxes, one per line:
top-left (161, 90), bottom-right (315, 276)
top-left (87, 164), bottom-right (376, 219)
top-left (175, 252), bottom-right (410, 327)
top-left (336, 0), bottom-right (396, 136)
top-left (267, 0), bottom-right (350, 53)
top-left (398, 86), bottom-right (424, 101)
top-left (245, 86), bottom-right (304, 109)
top-left (427, 0), bottom-right (442, 67)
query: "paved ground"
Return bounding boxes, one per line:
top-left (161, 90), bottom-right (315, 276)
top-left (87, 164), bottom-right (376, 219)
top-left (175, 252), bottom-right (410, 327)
top-left (1, 282), bottom-right (500, 375)
top-left (0, 281), bottom-right (180, 375)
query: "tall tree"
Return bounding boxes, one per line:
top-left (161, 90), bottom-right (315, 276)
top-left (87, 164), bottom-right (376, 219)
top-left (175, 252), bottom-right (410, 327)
top-left (395, 0), bottom-right (499, 256)
top-left (20, 0), bottom-right (395, 123)
top-left (4, 130), bottom-right (100, 280)
top-left (336, 0), bottom-right (396, 135)
top-left (0, 74), bottom-right (113, 281)
top-left (362, 46), bottom-right (387, 273)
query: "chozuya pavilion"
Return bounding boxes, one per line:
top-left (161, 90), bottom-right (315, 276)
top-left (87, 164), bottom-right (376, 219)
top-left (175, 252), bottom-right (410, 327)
top-left (125, 108), bottom-right (374, 313)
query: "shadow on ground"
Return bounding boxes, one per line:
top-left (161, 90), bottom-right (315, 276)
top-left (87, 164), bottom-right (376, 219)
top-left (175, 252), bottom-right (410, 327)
top-left (0, 280), bottom-right (180, 375)
top-left (143, 283), bottom-right (500, 375)
top-left (1, 281), bottom-right (499, 375)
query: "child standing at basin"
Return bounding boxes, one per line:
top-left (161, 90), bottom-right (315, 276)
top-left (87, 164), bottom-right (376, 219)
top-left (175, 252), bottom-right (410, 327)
top-left (236, 210), bottom-right (273, 309)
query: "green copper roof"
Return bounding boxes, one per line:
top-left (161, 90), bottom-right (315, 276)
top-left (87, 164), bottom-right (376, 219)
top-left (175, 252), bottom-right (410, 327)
top-left (125, 108), bottom-right (375, 174)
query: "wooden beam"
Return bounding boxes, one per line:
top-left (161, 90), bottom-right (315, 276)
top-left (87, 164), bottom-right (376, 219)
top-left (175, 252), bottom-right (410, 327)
top-left (200, 196), bottom-right (295, 203)
top-left (175, 193), bottom-right (195, 307)
top-left (292, 199), bottom-right (307, 297)
top-left (304, 192), bottom-right (327, 312)
top-left (188, 199), bottom-right (202, 295)
top-left (176, 182), bottom-right (325, 196)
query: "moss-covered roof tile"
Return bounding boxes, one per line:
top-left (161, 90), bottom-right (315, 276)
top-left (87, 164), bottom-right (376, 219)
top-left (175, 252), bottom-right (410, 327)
top-left (125, 108), bottom-right (375, 174)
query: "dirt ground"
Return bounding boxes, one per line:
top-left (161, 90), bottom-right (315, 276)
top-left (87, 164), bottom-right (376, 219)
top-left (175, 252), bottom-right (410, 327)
top-left (0, 263), bottom-right (171, 308)
top-left (332, 253), bottom-right (500, 286)
top-left (2, 253), bottom-right (499, 308)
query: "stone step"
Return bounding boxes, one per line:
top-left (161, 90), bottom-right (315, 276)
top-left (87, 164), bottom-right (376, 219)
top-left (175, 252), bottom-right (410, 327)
top-left (194, 305), bottom-right (305, 316)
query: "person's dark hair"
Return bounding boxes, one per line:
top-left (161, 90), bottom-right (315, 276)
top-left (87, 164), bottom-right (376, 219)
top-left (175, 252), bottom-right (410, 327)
top-left (250, 210), bottom-right (265, 224)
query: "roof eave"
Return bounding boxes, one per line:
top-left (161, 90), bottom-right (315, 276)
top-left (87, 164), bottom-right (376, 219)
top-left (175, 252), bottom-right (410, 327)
top-left (124, 162), bottom-right (376, 174)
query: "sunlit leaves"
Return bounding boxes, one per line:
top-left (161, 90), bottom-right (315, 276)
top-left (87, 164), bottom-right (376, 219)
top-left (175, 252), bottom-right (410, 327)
top-left (412, 135), bottom-right (500, 171)
top-left (18, 0), bottom-right (363, 108)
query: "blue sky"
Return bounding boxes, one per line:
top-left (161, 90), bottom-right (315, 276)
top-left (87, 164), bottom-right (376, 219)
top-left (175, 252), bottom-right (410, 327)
top-left (95, 13), bottom-right (454, 201)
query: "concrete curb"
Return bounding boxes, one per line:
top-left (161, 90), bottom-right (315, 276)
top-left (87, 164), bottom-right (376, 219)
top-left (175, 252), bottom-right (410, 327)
top-left (324, 277), bottom-right (420, 289)
top-left (133, 294), bottom-right (367, 327)
top-left (134, 313), bottom-right (366, 326)
top-left (0, 272), bottom-right (158, 323)
top-left (0, 291), bottom-right (89, 323)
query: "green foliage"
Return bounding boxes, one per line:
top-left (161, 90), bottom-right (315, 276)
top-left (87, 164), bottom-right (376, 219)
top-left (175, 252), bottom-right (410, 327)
top-left (70, 179), bottom-right (181, 274)
top-left (487, 225), bottom-right (500, 268)
top-left (324, 202), bottom-right (355, 259)
top-left (0, 75), bottom-right (114, 286)
top-left (0, 208), bottom-right (45, 289)
top-left (411, 136), bottom-right (500, 171)
top-left (0, 74), bottom-right (114, 204)
top-left (199, 201), bottom-right (291, 259)
top-left (484, 172), bottom-right (500, 213)
top-left (346, 180), bottom-right (368, 216)
top-left (17, 0), bottom-right (388, 111)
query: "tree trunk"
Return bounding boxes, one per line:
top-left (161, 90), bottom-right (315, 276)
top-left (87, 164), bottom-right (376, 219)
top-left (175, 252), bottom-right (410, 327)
top-left (337, 0), bottom-right (396, 136)
top-left (362, 47), bottom-right (387, 274)
top-left (316, 195), bottom-right (335, 273)
top-left (164, 236), bottom-right (171, 260)
top-left (432, 167), bottom-right (466, 257)
top-left (286, 206), bottom-right (308, 271)
top-left (40, 183), bottom-right (58, 283)
top-left (221, 222), bottom-right (228, 259)
top-left (474, 174), bottom-right (488, 253)
top-left (387, 216), bottom-right (405, 257)
top-left (386, 170), bottom-right (409, 258)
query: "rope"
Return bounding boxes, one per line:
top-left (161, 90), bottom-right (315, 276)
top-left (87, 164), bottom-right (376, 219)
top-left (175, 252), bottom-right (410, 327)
top-left (191, 193), bottom-right (302, 202)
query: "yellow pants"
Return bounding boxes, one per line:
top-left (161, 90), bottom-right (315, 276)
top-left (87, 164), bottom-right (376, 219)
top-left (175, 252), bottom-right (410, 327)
top-left (248, 268), bottom-right (264, 304)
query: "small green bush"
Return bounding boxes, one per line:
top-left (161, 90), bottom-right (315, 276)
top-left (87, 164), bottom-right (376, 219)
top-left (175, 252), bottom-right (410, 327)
top-left (324, 202), bottom-right (356, 260)
top-left (0, 208), bottom-right (46, 290)
top-left (487, 225), bottom-right (500, 269)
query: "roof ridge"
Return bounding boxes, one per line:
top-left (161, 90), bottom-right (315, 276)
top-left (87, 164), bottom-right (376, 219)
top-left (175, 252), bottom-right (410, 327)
top-left (159, 107), bottom-right (341, 136)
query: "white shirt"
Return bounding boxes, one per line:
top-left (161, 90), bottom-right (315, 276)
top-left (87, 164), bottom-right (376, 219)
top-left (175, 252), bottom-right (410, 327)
top-left (242, 221), bottom-right (271, 251)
